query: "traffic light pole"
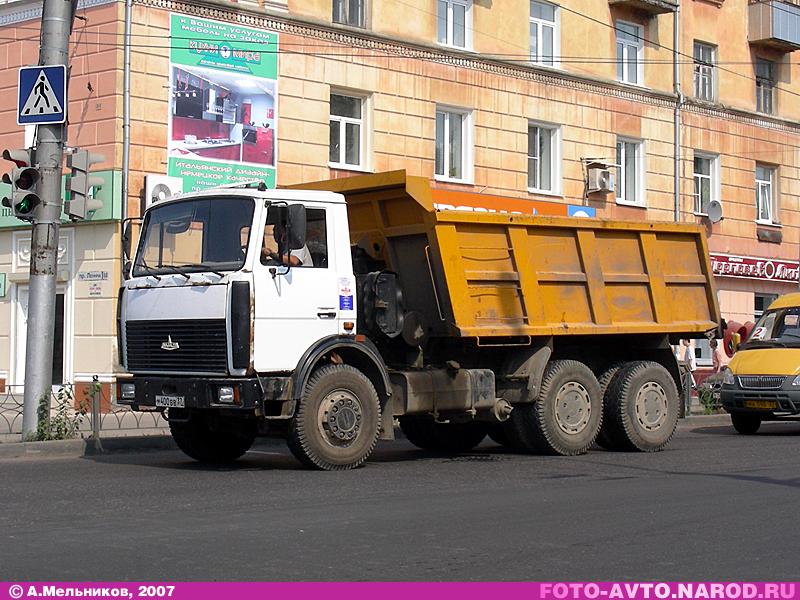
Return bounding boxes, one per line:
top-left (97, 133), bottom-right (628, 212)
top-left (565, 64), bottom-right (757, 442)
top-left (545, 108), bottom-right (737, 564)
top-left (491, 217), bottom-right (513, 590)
top-left (21, 0), bottom-right (73, 437)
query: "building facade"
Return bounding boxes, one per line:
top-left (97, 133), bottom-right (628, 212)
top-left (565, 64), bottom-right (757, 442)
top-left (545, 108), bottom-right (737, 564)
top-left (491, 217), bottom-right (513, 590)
top-left (0, 0), bottom-right (799, 390)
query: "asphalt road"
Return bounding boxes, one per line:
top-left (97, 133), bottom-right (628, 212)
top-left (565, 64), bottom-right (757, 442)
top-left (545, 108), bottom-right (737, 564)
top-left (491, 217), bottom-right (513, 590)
top-left (1, 419), bottom-right (799, 581)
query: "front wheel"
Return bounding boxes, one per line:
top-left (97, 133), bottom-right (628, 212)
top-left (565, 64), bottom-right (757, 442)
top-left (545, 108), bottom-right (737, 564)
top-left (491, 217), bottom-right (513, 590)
top-left (169, 413), bottom-right (255, 463)
top-left (287, 364), bottom-right (381, 470)
top-left (730, 411), bottom-right (762, 435)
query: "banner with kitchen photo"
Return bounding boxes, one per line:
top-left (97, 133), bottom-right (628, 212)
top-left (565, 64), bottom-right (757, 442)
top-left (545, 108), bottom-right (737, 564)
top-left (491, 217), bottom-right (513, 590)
top-left (168, 14), bottom-right (278, 192)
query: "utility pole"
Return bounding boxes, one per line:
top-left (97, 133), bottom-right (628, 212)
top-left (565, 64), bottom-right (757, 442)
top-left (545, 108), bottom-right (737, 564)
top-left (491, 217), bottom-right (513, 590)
top-left (21, 0), bottom-right (74, 437)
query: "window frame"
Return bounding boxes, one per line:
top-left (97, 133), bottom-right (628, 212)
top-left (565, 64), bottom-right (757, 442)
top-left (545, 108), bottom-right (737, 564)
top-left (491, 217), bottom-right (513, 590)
top-left (328, 91), bottom-right (369, 172)
top-left (615, 20), bottom-right (644, 86)
top-left (332, 0), bottom-right (366, 28)
top-left (692, 151), bottom-right (720, 216)
top-left (435, 105), bottom-right (473, 184)
top-left (527, 121), bottom-right (561, 195)
top-left (755, 163), bottom-right (779, 225)
top-left (615, 137), bottom-right (645, 207)
top-left (529, 0), bottom-right (559, 68)
top-left (693, 41), bottom-right (717, 102)
top-left (437, 0), bottom-right (473, 50)
top-left (756, 58), bottom-right (776, 115)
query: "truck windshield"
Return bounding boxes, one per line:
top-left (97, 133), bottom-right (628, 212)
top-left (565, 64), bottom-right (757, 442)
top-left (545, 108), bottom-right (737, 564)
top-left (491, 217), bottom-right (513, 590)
top-left (133, 197), bottom-right (254, 277)
top-left (743, 306), bottom-right (800, 348)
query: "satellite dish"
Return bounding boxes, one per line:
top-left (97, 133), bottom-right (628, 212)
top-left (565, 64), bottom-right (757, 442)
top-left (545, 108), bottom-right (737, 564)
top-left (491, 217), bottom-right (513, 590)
top-left (706, 200), bottom-right (723, 224)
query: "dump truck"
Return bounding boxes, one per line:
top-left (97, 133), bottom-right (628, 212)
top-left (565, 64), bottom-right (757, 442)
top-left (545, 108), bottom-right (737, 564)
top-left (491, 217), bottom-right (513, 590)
top-left (117, 170), bottom-right (721, 470)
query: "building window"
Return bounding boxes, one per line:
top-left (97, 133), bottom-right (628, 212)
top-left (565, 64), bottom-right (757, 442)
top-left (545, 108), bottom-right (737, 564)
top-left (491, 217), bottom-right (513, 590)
top-left (616, 21), bottom-right (643, 85)
top-left (329, 93), bottom-right (365, 169)
top-left (437, 0), bottom-right (471, 49)
top-left (530, 1), bottom-right (558, 67)
top-left (693, 153), bottom-right (718, 215)
top-left (755, 163), bottom-right (777, 224)
top-left (756, 58), bottom-right (775, 114)
top-left (615, 138), bottom-right (643, 206)
top-left (693, 42), bottom-right (716, 101)
top-left (332, 0), bottom-right (365, 27)
top-left (528, 123), bottom-right (559, 193)
top-left (755, 293), bottom-right (779, 321)
top-left (435, 107), bottom-right (470, 182)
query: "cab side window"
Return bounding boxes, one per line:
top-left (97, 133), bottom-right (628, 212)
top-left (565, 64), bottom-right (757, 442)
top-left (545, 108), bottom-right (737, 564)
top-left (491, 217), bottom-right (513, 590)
top-left (261, 206), bottom-right (328, 268)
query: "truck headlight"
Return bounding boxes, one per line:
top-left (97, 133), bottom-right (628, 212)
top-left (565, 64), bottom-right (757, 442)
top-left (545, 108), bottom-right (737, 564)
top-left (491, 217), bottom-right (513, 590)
top-left (792, 376), bottom-right (800, 387)
top-left (120, 383), bottom-right (136, 400)
top-left (217, 386), bottom-right (235, 404)
top-left (722, 369), bottom-right (735, 386)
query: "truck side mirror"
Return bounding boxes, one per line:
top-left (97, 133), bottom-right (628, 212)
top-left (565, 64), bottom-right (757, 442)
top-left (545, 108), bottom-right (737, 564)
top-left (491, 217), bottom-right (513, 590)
top-left (123, 259), bottom-right (133, 280)
top-left (732, 332), bottom-right (741, 352)
top-left (286, 204), bottom-right (307, 250)
top-left (122, 220), bottom-right (132, 261)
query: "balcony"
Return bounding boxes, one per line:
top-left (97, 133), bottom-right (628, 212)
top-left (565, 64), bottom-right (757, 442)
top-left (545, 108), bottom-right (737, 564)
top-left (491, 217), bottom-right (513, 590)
top-left (749, 0), bottom-right (800, 52)
top-left (608, 0), bottom-right (678, 16)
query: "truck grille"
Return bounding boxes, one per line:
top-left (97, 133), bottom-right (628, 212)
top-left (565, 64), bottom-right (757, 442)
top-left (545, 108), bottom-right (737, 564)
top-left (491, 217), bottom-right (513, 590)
top-left (738, 376), bottom-right (785, 390)
top-left (126, 319), bottom-right (228, 373)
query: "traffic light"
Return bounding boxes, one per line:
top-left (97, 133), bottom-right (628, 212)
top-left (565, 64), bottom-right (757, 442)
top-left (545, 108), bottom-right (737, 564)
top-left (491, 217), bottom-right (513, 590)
top-left (65, 149), bottom-right (104, 221)
top-left (1, 149), bottom-right (41, 222)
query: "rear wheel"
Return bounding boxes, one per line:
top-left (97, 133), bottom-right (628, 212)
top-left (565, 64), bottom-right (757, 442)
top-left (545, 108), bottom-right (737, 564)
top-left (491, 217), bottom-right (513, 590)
top-left (603, 361), bottom-right (679, 452)
top-left (595, 364), bottom-right (622, 450)
top-left (287, 364), bottom-right (381, 470)
top-left (505, 360), bottom-right (602, 456)
top-left (399, 416), bottom-right (487, 452)
top-left (169, 413), bottom-right (255, 463)
top-left (730, 411), bottom-right (762, 435)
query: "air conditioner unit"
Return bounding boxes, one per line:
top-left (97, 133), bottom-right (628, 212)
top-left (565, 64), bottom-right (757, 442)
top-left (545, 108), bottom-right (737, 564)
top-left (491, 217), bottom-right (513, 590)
top-left (587, 168), bottom-right (615, 193)
top-left (145, 174), bottom-right (183, 209)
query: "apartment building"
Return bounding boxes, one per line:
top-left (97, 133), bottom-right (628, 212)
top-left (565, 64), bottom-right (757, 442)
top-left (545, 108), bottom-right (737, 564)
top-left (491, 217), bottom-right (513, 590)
top-left (0, 0), bottom-right (798, 389)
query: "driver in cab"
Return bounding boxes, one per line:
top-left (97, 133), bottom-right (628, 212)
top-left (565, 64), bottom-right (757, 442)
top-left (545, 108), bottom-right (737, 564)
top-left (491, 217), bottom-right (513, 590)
top-left (261, 222), bottom-right (313, 267)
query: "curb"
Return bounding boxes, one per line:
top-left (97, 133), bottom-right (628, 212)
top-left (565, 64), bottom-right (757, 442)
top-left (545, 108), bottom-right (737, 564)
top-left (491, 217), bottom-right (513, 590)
top-left (679, 414), bottom-right (732, 427)
top-left (0, 435), bottom-right (176, 460)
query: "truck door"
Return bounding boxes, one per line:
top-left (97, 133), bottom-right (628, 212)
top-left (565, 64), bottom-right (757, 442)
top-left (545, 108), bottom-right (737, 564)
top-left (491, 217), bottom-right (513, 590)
top-left (253, 203), bottom-right (342, 372)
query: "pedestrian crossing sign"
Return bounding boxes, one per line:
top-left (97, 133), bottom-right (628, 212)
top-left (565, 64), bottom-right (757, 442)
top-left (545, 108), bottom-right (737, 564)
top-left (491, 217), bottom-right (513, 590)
top-left (17, 65), bottom-right (66, 125)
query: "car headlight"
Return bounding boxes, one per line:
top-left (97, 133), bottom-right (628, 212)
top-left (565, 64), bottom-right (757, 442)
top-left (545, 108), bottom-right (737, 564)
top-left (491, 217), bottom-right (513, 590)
top-left (217, 386), bottom-right (235, 404)
top-left (792, 376), bottom-right (800, 386)
top-left (120, 383), bottom-right (136, 400)
top-left (722, 369), bottom-right (735, 386)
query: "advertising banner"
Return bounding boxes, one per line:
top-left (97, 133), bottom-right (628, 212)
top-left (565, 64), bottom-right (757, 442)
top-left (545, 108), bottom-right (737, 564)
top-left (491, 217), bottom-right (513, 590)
top-left (168, 15), bottom-right (278, 191)
top-left (710, 253), bottom-right (800, 283)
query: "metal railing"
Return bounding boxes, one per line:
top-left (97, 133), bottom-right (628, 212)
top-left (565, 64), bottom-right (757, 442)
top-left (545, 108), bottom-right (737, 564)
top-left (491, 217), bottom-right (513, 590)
top-left (0, 380), bottom-right (167, 444)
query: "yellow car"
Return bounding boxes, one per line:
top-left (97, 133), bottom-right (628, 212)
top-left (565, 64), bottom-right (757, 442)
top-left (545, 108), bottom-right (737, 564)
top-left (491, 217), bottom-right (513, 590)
top-left (721, 293), bottom-right (800, 434)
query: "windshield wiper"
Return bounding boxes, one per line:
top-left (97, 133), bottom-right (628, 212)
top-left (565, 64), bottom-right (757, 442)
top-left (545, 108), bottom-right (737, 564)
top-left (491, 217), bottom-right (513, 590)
top-left (135, 261), bottom-right (162, 281)
top-left (742, 339), bottom-right (787, 349)
top-left (157, 265), bottom-right (191, 280)
top-left (179, 263), bottom-right (226, 278)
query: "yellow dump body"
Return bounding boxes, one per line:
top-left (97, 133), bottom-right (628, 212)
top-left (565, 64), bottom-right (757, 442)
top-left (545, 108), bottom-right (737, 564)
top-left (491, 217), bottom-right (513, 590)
top-left (293, 171), bottom-right (720, 340)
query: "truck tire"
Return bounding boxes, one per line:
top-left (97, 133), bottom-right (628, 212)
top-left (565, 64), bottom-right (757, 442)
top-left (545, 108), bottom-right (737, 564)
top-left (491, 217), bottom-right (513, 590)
top-left (505, 360), bottom-right (602, 456)
top-left (287, 364), bottom-right (381, 470)
top-left (400, 416), bottom-right (487, 453)
top-left (730, 411), bottom-right (762, 435)
top-left (602, 361), bottom-right (679, 452)
top-left (595, 364), bottom-right (622, 450)
top-left (169, 415), bottom-right (255, 463)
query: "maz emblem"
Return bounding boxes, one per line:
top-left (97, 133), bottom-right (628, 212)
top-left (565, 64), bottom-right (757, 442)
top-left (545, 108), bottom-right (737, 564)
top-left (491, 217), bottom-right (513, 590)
top-left (161, 336), bottom-right (180, 351)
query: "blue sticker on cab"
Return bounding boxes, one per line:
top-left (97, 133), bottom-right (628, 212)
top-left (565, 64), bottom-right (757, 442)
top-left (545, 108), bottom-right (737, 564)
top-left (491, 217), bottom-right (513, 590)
top-left (339, 278), bottom-right (354, 311)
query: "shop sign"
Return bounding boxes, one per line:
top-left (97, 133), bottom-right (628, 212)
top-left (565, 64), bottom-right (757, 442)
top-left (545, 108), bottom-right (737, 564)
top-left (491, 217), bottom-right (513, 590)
top-left (710, 253), bottom-right (800, 283)
top-left (168, 15), bottom-right (278, 192)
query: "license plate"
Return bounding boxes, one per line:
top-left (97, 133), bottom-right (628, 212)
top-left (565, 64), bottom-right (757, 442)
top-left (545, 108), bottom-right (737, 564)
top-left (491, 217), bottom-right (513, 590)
top-left (155, 395), bottom-right (185, 408)
top-left (744, 400), bottom-right (777, 410)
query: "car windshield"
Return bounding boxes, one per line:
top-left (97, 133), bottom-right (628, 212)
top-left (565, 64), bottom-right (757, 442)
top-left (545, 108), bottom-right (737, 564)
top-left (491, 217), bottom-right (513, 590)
top-left (743, 306), bottom-right (800, 348)
top-left (133, 197), bottom-right (254, 277)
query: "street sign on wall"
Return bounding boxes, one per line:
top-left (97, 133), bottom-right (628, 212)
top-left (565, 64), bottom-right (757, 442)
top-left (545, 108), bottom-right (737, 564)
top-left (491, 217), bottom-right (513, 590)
top-left (710, 253), bottom-right (800, 283)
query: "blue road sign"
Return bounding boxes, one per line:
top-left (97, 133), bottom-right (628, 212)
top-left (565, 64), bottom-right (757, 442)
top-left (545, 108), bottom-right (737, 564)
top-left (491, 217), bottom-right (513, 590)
top-left (17, 65), bottom-right (66, 125)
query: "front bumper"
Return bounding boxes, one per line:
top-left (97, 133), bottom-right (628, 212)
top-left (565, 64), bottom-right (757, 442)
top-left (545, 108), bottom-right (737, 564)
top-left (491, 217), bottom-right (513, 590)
top-left (117, 376), bottom-right (290, 412)
top-left (721, 381), bottom-right (800, 416)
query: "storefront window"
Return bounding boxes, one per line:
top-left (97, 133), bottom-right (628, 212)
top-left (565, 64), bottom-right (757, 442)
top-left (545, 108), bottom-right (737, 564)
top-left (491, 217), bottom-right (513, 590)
top-left (755, 293), bottom-right (778, 321)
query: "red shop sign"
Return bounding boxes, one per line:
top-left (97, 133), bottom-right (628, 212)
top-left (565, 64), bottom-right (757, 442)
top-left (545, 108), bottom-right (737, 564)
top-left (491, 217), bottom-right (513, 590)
top-left (710, 253), bottom-right (800, 283)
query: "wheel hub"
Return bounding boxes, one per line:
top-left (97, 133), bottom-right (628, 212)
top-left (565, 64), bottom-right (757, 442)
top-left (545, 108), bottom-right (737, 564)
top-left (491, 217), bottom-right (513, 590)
top-left (318, 390), bottom-right (363, 448)
top-left (634, 381), bottom-right (667, 431)
top-left (553, 381), bottom-right (592, 435)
